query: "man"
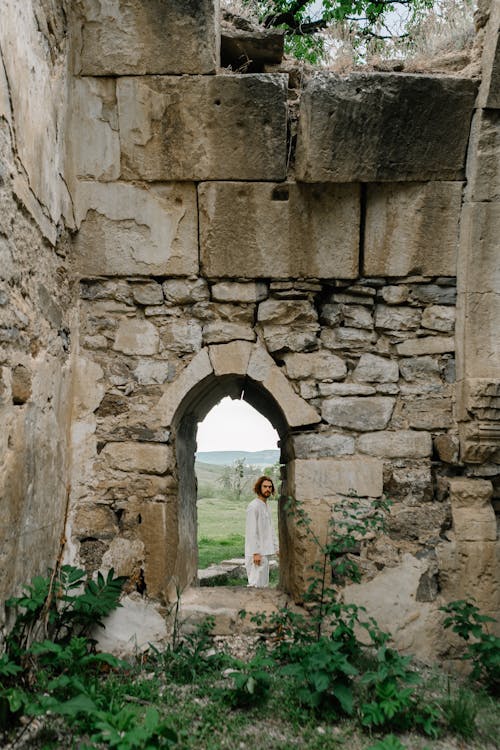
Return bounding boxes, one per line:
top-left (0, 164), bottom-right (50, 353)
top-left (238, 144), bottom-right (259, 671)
top-left (245, 476), bottom-right (279, 588)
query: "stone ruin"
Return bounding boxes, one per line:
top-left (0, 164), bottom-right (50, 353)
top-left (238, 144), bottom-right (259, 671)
top-left (0, 0), bottom-right (499, 661)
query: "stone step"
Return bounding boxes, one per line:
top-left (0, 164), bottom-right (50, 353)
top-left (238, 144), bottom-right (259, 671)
top-left (197, 558), bottom-right (278, 586)
top-left (178, 585), bottom-right (296, 636)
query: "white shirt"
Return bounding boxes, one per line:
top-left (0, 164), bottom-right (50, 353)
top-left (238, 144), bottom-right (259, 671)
top-left (245, 497), bottom-right (279, 557)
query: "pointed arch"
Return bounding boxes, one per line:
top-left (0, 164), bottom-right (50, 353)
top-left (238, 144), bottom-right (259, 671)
top-left (157, 341), bottom-right (320, 592)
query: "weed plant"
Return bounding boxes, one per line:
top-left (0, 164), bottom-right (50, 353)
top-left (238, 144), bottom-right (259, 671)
top-left (1, 497), bottom-right (499, 749)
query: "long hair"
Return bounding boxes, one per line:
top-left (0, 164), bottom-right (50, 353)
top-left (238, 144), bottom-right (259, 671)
top-left (254, 475), bottom-right (275, 496)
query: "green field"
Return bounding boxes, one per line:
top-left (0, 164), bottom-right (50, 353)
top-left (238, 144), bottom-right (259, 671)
top-left (196, 460), bottom-right (279, 570)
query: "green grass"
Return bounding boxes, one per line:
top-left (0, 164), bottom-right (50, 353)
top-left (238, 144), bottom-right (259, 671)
top-left (24, 664), bottom-right (500, 750)
top-left (198, 534), bottom-right (245, 568)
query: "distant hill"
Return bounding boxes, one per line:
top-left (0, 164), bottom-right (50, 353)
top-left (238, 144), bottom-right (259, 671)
top-left (196, 449), bottom-right (280, 467)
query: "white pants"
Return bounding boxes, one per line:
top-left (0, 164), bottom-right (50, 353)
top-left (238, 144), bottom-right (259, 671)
top-left (245, 555), bottom-right (270, 588)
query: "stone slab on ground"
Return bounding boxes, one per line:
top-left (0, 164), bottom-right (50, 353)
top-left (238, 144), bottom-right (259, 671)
top-left (295, 73), bottom-right (477, 182)
top-left (178, 586), bottom-right (297, 635)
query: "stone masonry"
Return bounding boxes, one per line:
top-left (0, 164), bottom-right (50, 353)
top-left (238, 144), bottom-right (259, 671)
top-left (1, 0), bottom-right (499, 662)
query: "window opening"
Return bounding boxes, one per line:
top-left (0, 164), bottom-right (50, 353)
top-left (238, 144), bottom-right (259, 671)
top-left (196, 397), bottom-right (280, 588)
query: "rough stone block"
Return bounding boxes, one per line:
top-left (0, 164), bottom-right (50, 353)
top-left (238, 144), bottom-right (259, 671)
top-left (69, 78), bottom-right (120, 182)
top-left (400, 396), bottom-right (452, 429)
top-left (386, 463), bottom-right (433, 503)
top-left (295, 73), bottom-right (477, 182)
top-left (258, 299), bottom-right (317, 326)
top-left (476, 0), bottom-right (500, 109)
top-left (162, 279), bottom-right (209, 304)
top-left (158, 320), bottom-right (203, 355)
top-left (319, 383), bottom-right (376, 396)
top-left (262, 327), bottom-right (319, 353)
top-left (209, 341), bottom-right (253, 376)
top-left (113, 319), bottom-right (159, 356)
top-left (101, 441), bottom-right (172, 474)
top-left (399, 357), bottom-right (441, 382)
top-left (74, 181), bottom-right (198, 276)
top-left (465, 110), bottom-right (500, 202)
top-left (434, 434), bottom-right (460, 463)
top-left (283, 351), bottom-right (347, 381)
top-left (410, 284), bottom-right (456, 305)
top-left (322, 396), bottom-right (395, 431)
top-left (374, 305), bottom-right (421, 332)
top-left (73, 504), bottom-right (118, 539)
top-left (291, 457), bottom-right (383, 498)
top-left (73, 0), bottom-right (219, 75)
top-left (291, 432), bottom-right (355, 458)
top-left (381, 285), bottom-right (409, 305)
top-left (131, 283), bottom-right (164, 306)
top-left (211, 282), bottom-right (268, 303)
top-left (364, 182), bottom-right (463, 276)
top-left (358, 430), bottom-right (432, 458)
top-left (199, 182), bottom-right (360, 278)
top-left (202, 322), bottom-right (255, 344)
top-left (322, 328), bottom-right (377, 350)
top-left (117, 75), bottom-right (287, 181)
top-left (396, 337), bottom-right (455, 356)
top-left (353, 353), bottom-right (398, 383)
top-left (421, 305), bottom-right (455, 333)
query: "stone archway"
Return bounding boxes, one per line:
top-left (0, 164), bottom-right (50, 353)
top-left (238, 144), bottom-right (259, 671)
top-left (155, 341), bottom-right (321, 594)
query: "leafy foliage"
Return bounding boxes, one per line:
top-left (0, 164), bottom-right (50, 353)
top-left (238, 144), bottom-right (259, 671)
top-left (5, 565), bottom-right (126, 653)
top-left (225, 650), bottom-right (274, 707)
top-left (440, 600), bottom-right (500, 694)
top-left (241, 0), bottom-right (435, 62)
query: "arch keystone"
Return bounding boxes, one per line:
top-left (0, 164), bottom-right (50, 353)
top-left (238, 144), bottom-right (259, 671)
top-left (209, 341), bottom-right (253, 376)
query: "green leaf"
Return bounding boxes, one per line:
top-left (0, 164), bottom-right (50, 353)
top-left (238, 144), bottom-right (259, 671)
top-left (331, 682), bottom-right (354, 714)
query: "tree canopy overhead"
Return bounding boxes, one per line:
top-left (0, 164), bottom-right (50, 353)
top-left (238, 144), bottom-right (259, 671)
top-left (239, 0), bottom-right (454, 63)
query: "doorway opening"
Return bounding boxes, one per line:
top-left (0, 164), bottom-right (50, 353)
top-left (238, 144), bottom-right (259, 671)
top-left (172, 373), bottom-right (292, 592)
top-left (196, 396), bottom-right (280, 587)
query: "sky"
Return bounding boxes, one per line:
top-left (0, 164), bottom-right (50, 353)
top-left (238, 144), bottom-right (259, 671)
top-left (196, 397), bottom-right (279, 452)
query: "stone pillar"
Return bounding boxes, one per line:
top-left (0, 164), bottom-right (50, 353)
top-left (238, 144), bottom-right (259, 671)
top-left (456, 1), bottom-right (500, 464)
top-left (452, 0), bottom-right (500, 630)
top-left (439, 479), bottom-right (500, 631)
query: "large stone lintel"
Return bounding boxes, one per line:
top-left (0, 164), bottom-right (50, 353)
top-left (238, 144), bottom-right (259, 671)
top-left (199, 181), bottom-right (360, 279)
top-left (295, 73), bottom-right (477, 182)
top-left (74, 181), bottom-right (199, 277)
top-left (117, 75), bottom-right (288, 181)
top-left (364, 182), bottom-right (463, 277)
top-left (72, 0), bottom-right (220, 75)
top-left (291, 456), bottom-right (384, 499)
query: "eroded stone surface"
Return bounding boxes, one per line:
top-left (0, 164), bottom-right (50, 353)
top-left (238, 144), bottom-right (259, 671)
top-left (73, 0), bottom-right (219, 75)
top-left (199, 181), bottom-right (360, 279)
top-left (284, 351), bottom-right (347, 381)
top-left (118, 75), bottom-right (287, 181)
top-left (358, 430), bottom-right (432, 458)
top-left (74, 182), bottom-right (198, 276)
top-left (364, 182), bottom-right (463, 277)
top-left (291, 456), bottom-right (384, 498)
top-left (322, 396), bottom-right (395, 431)
top-left (296, 74), bottom-right (477, 182)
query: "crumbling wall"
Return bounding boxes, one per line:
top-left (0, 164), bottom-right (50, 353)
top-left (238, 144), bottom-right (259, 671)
top-left (1, 0), bottom-right (498, 662)
top-left (0, 0), bottom-right (74, 608)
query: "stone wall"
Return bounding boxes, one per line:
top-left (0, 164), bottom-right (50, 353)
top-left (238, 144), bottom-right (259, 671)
top-left (1, 0), bottom-right (498, 662)
top-left (0, 1), bottom-right (74, 609)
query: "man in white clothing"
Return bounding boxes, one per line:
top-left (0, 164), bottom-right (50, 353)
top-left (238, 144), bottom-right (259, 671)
top-left (245, 476), bottom-right (279, 588)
